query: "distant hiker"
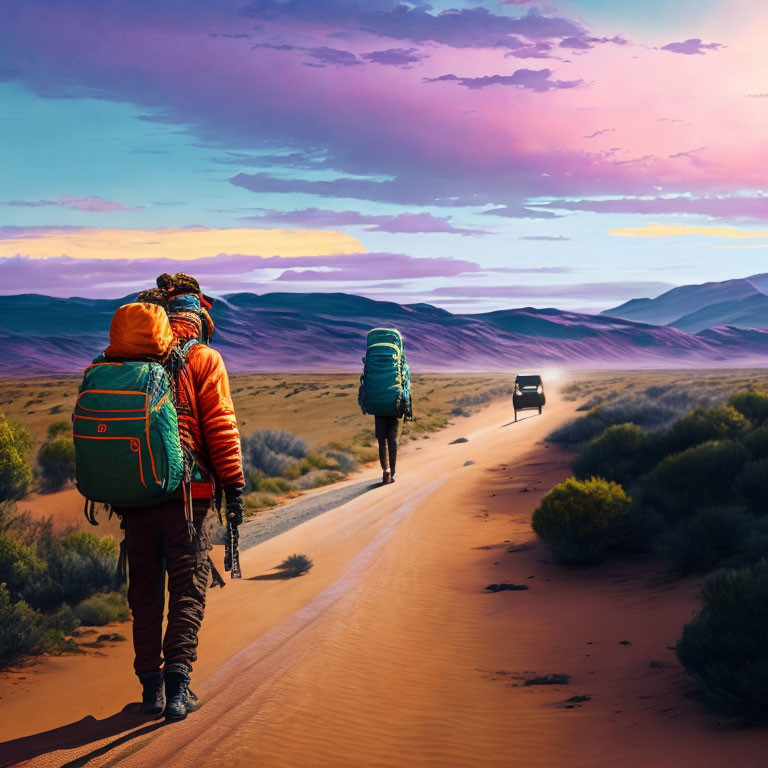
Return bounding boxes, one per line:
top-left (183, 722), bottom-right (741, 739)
top-left (358, 328), bottom-right (412, 484)
top-left (73, 276), bottom-right (244, 722)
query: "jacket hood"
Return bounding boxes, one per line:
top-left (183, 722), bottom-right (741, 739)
top-left (104, 302), bottom-right (174, 359)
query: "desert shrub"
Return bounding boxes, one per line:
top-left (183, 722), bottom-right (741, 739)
top-left (547, 397), bottom-right (677, 446)
top-left (291, 470), bottom-right (341, 490)
top-left (0, 414), bottom-right (33, 501)
top-left (736, 517), bottom-right (768, 565)
top-left (532, 477), bottom-right (631, 565)
top-left (300, 454), bottom-right (330, 471)
top-left (0, 584), bottom-right (45, 666)
top-left (243, 491), bottom-right (279, 511)
top-left (638, 440), bottom-right (748, 523)
top-left (46, 420), bottom-right (71, 439)
top-left (663, 406), bottom-right (749, 454)
top-left (677, 560), bottom-right (768, 719)
top-left (618, 502), bottom-right (667, 554)
top-left (277, 553), bottom-right (313, 577)
top-left (47, 603), bottom-right (80, 634)
top-left (728, 390), bottom-right (768, 426)
top-left (37, 436), bottom-right (76, 491)
top-left (0, 535), bottom-right (47, 602)
top-left (656, 505), bottom-right (752, 574)
top-left (248, 473), bottom-right (291, 495)
top-left (576, 394), bottom-right (605, 411)
top-left (734, 459), bottom-right (768, 515)
top-left (74, 589), bottom-right (129, 626)
top-left (742, 427), bottom-right (768, 459)
top-left (326, 451), bottom-right (357, 474)
top-left (37, 533), bottom-right (119, 607)
top-left (242, 429), bottom-right (309, 479)
top-left (572, 423), bottom-right (654, 487)
top-left (38, 629), bottom-right (79, 656)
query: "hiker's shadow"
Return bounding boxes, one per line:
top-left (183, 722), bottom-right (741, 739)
top-left (0, 704), bottom-right (167, 768)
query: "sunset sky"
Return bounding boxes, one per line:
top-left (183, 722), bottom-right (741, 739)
top-left (2, 0), bottom-right (767, 312)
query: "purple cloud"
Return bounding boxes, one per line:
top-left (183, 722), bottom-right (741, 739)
top-left (0, 251), bottom-right (482, 296)
top-left (483, 205), bottom-right (561, 220)
top-left (1, 196), bottom-right (138, 212)
top-left (425, 69), bottom-right (582, 92)
top-left (243, 4), bottom-right (586, 51)
top-left (252, 42), bottom-right (361, 67)
top-left (360, 48), bottom-right (426, 67)
top-left (581, 128), bottom-right (615, 139)
top-left (230, 173), bottom-right (566, 210)
top-left (660, 39), bottom-right (724, 55)
top-left (547, 195), bottom-right (768, 220)
top-left (504, 41), bottom-right (555, 59)
top-left (668, 146), bottom-right (710, 169)
top-left (0, 0), bottom-right (698, 214)
top-left (242, 207), bottom-right (486, 236)
top-left (560, 34), bottom-right (628, 51)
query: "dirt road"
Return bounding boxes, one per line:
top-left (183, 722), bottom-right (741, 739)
top-left (5, 390), bottom-right (768, 767)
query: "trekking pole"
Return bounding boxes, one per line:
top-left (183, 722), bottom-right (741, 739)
top-left (224, 521), bottom-right (242, 579)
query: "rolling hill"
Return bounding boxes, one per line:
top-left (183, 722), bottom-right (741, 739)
top-left (3, 292), bottom-right (768, 376)
top-left (604, 274), bottom-right (768, 333)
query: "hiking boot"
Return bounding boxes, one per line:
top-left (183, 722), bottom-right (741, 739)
top-left (164, 669), bottom-right (202, 721)
top-left (138, 669), bottom-right (164, 715)
top-left (390, 473), bottom-right (396, 483)
top-left (382, 470), bottom-right (392, 485)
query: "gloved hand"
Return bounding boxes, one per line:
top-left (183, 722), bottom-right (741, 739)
top-left (224, 485), bottom-right (244, 526)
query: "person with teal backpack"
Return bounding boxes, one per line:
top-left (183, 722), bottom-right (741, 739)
top-left (73, 275), bottom-right (244, 722)
top-left (358, 328), bottom-right (412, 484)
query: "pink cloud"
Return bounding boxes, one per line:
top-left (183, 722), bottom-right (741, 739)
top-left (1, 0), bottom-right (766, 211)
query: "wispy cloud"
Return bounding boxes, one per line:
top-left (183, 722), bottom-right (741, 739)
top-left (660, 38), bottom-right (724, 55)
top-left (1, 196), bottom-right (139, 212)
top-left (610, 223), bottom-right (768, 239)
top-left (360, 48), bottom-right (427, 67)
top-left (581, 128), bottom-right (615, 139)
top-left (518, 235), bottom-right (571, 241)
top-left (242, 208), bottom-right (486, 236)
top-left (425, 69), bottom-right (582, 92)
top-left (552, 195), bottom-right (768, 221)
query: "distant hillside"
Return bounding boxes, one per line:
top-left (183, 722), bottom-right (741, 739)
top-left (603, 275), bottom-right (768, 332)
top-left (3, 292), bottom-right (768, 376)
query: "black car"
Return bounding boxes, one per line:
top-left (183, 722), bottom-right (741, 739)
top-left (513, 374), bottom-right (545, 421)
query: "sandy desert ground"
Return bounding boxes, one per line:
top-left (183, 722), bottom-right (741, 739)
top-left (3, 384), bottom-right (768, 767)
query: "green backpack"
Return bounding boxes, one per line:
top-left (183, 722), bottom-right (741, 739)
top-left (358, 328), bottom-right (411, 417)
top-left (73, 355), bottom-right (186, 508)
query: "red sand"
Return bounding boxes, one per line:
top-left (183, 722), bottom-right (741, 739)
top-left (2, 393), bottom-right (768, 767)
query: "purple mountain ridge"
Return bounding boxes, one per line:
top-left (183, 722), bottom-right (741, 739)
top-left (604, 273), bottom-right (768, 333)
top-left (3, 292), bottom-right (768, 377)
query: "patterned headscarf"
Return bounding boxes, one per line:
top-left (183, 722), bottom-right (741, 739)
top-left (155, 273), bottom-right (215, 343)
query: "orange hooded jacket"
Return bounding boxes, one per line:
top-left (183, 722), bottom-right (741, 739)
top-left (105, 303), bottom-right (244, 499)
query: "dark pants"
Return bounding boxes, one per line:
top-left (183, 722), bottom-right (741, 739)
top-left (375, 415), bottom-right (400, 475)
top-left (122, 498), bottom-right (211, 677)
